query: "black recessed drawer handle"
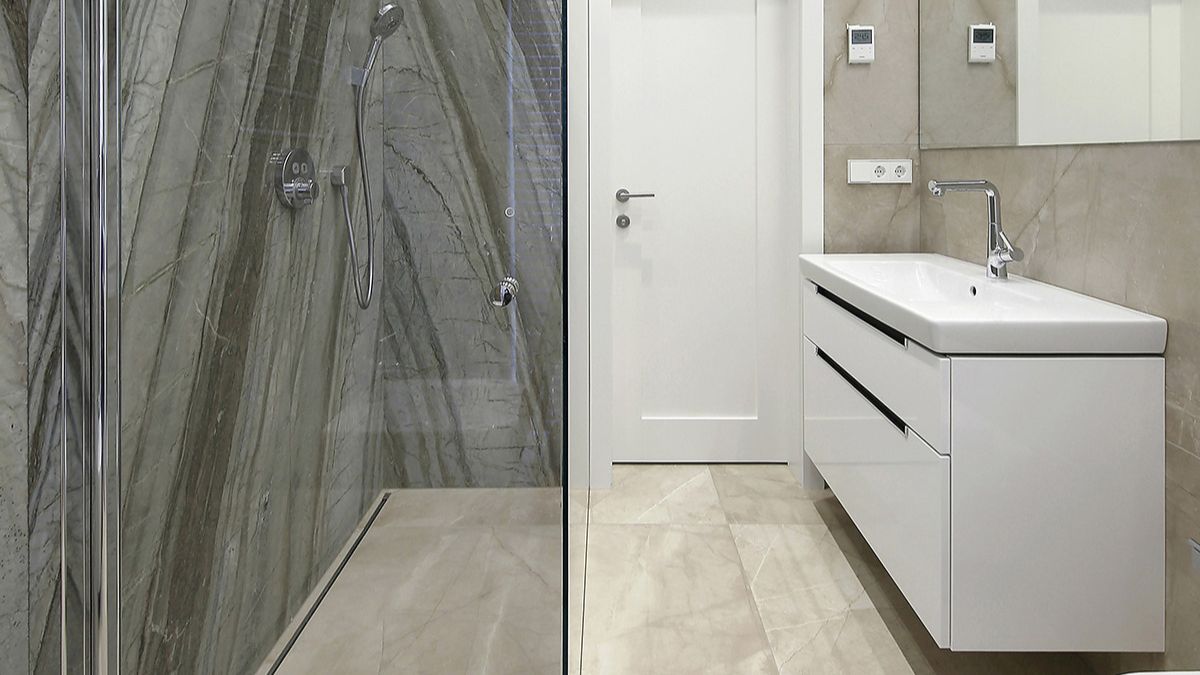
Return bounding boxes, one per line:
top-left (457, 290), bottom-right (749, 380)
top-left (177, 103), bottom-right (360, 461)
top-left (816, 347), bottom-right (907, 434)
top-left (815, 285), bottom-right (907, 346)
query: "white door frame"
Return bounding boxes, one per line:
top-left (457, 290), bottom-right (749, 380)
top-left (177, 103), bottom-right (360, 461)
top-left (566, 0), bottom-right (824, 488)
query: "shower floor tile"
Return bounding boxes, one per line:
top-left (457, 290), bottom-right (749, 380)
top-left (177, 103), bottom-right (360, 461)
top-left (273, 489), bottom-right (563, 675)
top-left (270, 468), bottom-right (1098, 675)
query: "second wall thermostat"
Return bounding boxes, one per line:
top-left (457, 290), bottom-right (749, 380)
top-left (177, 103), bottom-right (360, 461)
top-left (969, 23), bottom-right (996, 63)
top-left (848, 25), bottom-right (875, 64)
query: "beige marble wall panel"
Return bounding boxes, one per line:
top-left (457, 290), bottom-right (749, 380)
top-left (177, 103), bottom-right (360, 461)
top-left (825, 144), bottom-right (922, 253)
top-left (824, 0), bottom-right (921, 253)
top-left (919, 0), bottom-right (1017, 149)
top-left (825, 0), bottom-right (919, 146)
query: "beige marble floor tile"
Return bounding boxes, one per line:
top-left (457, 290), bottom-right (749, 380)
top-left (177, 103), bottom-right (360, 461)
top-left (588, 464), bottom-right (726, 525)
top-left (581, 524), bottom-right (778, 675)
top-left (711, 465), bottom-right (830, 525)
top-left (274, 602), bottom-right (385, 675)
top-left (374, 487), bottom-right (563, 528)
top-left (273, 532), bottom-right (452, 673)
top-left (276, 492), bottom-right (564, 674)
top-left (278, 526), bottom-right (493, 673)
top-left (771, 608), bottom-right (915, 675)
top-left (377, 526), bottom-right (562, 674)
top-left (730, 524), bottom-right (911, 675)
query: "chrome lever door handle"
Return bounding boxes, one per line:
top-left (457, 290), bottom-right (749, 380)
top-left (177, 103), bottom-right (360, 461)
top-left (616, 188), bottom-right (655, 203)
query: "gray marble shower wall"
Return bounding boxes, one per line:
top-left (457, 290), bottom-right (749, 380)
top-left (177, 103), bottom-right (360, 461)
top-left (118, 0), bottom-right (564, 673)
top-left (3, 0), bottom-right (563, 672)
top-left (0, 1), bottom-right (30, 673)
top-left (116, 1), bottom-right (391, 673)
top-left (376, 0), bottom-right (564, 489)
top-left (4, 1), bottom-right (62, 673)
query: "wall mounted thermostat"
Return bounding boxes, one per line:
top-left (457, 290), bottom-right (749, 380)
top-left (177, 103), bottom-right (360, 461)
top-left (969, 23), bottom-right (996, 63)
top-left (847, 25), bottom-right (875, 64)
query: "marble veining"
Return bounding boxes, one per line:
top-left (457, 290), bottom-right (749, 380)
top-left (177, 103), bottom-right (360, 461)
top-left (376, 0), bottom-right (563, 489)
top-left (0, 1), bottom-right (29, 673)
top-left (731, 524), bottom-right (908, 674)
top-left (919, 0), bottom-right (1017, 149)
top-left (579, 465), bottom-right (1095, 675)
top-left (5, 0), bottom-right (64, 672)
top-left (824, 0), bottom-right (919, 147)
top-left (10, 0), bottom-right (564, 671)
top-left (583, 523), bottom-right (779, 675)
top-left (110, 0), bottom-right (563, 671)
top-left (824, 144), bottom-right (923, 254)
top-left (26, 0), bottom-right (63, 671)
top-left (115, 1), bottom-right (388, 673)
top-left (580, 465), bottom-right (897, 675)
top-left (824, 0), bottom-right (921, 254)
top-left (271, 488), bottom-right (564, 674)
top-left (588, 464), bottom-right (727, 525)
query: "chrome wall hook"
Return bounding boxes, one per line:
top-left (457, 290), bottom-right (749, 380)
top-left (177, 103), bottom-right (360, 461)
top-left (491, 276), bottom-right (520, 307)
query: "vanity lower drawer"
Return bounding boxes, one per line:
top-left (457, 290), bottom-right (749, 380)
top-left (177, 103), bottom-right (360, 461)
top-left (803, 281), bottom-right (951, 453)
top-left (803, 339), bottom-right (951, 646)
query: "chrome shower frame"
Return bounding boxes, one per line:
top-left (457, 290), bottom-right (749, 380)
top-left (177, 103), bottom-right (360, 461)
top-left (63, 0), bottom-right (123, 671)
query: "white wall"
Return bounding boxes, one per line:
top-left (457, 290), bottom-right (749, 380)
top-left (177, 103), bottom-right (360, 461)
top-left (1150, 0), bottom-right (1182, 140)
top-left (1184, 0), bottom-right (1200, 137)
top-left (1017, 0), bottom-right (1200, 145)
top-left (1018, 0), bottom-right (1152, 145)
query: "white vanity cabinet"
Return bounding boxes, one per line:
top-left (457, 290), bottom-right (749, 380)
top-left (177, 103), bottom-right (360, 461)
top-left (801, 276), bottom-right (1166, 653)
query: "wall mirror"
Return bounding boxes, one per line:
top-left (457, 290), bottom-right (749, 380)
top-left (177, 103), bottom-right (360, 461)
top-left (920, 0), bottom-right (1200, 149)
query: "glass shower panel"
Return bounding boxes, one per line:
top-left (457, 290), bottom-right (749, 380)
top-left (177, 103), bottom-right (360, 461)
top-left (376, 0), bottom-right (563, 491)
top-left (100, 0), bottom-right (566, 673)
top-left (115, 3), bottom-right (391, 673)
top-left (339, 0), bottom-right (566, 671)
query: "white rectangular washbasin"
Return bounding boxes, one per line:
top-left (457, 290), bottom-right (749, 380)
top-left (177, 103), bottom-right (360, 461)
top-left (799, 253), bottom-right (1167, 354)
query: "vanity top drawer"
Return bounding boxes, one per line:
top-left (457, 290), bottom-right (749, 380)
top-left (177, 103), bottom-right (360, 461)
top-left (803, 280), bottom-right (951, 453)
top-left (803, 339), bottom-right (951, 646)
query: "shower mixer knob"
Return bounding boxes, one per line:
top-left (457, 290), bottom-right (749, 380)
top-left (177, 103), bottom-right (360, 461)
top-left (291, 177), bottom-right (319, 206)
top-left (271, 148), bottom-right (320, 209)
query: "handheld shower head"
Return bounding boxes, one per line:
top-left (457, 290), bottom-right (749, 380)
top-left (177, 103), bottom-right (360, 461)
top-left (360, 4), bottom-right (403, 81)
top-left (371, 4), bottom-right (404, 39)
top-left (338, 3), bottom-right (406, 311)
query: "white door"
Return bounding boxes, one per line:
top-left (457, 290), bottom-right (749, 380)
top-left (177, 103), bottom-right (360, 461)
top-left (590, 0), bottom-right (802, 462)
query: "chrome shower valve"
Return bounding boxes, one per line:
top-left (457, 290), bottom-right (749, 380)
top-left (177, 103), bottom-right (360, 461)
top-left (271, 148), bottom-right (320, 209)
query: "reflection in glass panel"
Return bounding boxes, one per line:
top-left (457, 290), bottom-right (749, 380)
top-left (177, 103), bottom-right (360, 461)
top-left (921, 0), bottom-right (1200, 148)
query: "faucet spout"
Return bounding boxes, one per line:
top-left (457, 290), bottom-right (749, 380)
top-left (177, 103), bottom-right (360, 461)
top-left (927, 179), bottom-right (1023, 279)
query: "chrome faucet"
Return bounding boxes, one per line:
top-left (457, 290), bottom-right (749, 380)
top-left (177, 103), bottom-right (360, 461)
top-left (928, 179), bottom-right (1024, 279)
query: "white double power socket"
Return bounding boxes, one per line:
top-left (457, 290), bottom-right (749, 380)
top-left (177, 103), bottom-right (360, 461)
top-left (847, 159), bottom-right (914, 185)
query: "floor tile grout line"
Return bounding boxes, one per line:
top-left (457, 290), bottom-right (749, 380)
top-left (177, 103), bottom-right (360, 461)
top-left (709, 466), bottom-right (735, 524)
top-left (728, 518), bottom-right (785, 675)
